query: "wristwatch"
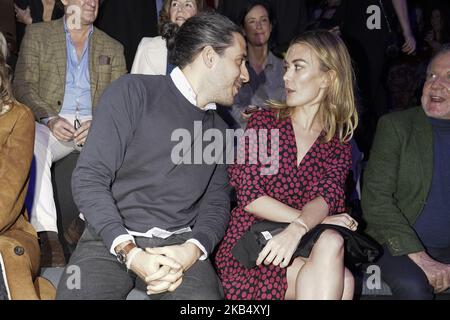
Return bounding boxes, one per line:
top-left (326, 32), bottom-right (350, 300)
top-left (116, 242), bottom-right (137, 265)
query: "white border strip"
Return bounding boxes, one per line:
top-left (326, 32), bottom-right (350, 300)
top-left (0, 253), bottom-right (12, 300)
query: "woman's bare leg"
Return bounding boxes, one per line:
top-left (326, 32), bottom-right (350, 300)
top-left (285, 257), bottom-right (307, 300)
top-left (295, 230), bottom-right (345, 299)
top-left (341, 268), bottom-right (355, 300)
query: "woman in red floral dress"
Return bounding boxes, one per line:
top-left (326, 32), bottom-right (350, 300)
top-left (215, 30), bottom-right (359, 300)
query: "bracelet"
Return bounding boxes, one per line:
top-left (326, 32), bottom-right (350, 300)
top-left (292, 217), bottom-right (309, 233)
top-left (126, 247), bottom-right (143, 270)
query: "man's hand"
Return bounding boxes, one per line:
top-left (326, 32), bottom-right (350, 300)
top-left (322, 213), bottom-right (358, 231)
top-left (145, 242), bottom-right (202, 272)
top-left (47, 116), bottom-right (75, 142)
top-left (256, 222), bottom-right (307, 268)
top-left (144, 265), bottom-right (183, 295)
top-left (129, 250), bottom-right (183, 295)
top-left (74, 120), bottom-right (92, 146)
top-left (408, 251), bottom-right (450, 293)
top-left (144, 242), bottom-right (202, 295)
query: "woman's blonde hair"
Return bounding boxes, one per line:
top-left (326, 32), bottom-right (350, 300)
top-left (0, 32), bottom-right (15, 109)
top-left (271, 30), bottom-right (358, 143)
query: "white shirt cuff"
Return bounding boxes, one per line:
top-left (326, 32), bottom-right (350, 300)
top-left (40, 116), bottom-right (58, 125)
top-left (186, 239), bottom-right (208, 260)
top-left (110, 234), bottom-right (136, 256)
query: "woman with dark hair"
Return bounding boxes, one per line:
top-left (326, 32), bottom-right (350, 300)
top-left (131, 0), bottom-right (205, 75)
top-left (424, 7), bottom-right (450, 55)
top-left (228, 0), bottom-right (285, 129)
top-left (215, 30), bottom-right (359, 300)
top-left (0, 32), bottom-right (55, 300)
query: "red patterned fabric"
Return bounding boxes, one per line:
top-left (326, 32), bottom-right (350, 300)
top-left (215, 110), bottom-right (352, 300)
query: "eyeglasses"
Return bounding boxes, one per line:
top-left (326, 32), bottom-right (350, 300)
top-left (74, 118), bottom-right (81, 130)
top-left (74, 105), bottom-right (81, 130)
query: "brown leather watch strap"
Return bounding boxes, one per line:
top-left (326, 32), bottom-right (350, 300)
top-left (115, 241), bottom-right (137, 255)
top-left (121, 242), bottom-right (137, 255)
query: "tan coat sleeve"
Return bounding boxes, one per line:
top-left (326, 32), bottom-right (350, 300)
top-left (0, 106), bottom-right (35, 233)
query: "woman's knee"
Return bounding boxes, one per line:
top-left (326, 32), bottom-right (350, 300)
top-left (313, 230), bottom-right (345, 254)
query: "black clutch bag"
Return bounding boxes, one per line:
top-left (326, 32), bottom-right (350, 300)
top-left (231, 221), bottom-right (382, 269)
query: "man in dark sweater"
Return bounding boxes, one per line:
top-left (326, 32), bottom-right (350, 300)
top-left (56, 12), bottom-right (249, 300)
top-left (362, 44), bottom-right (450, 299)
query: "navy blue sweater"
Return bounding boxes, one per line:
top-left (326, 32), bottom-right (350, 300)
top-left (72, 74), bottom-right (231, 254)
top-left (414, 117), bottom-right (450, 248)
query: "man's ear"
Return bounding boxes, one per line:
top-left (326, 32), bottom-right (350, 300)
top-left (61, 0), bottom-right (69, 6)
top-left (320, 69), bottom-right (336, 89)
top-left (201, 45), bottom-right (218, 69)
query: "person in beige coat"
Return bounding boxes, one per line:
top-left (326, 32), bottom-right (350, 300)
top-left (0, 32), bottom-right (55, 300)
top-left (131, 0), bottom-right (204, 75)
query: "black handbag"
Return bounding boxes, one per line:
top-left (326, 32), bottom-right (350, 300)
top-left (232, 220), bottom-right (382, 269)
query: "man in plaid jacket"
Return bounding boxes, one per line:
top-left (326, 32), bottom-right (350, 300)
top-left (13, 0), bottom-right (126, 267)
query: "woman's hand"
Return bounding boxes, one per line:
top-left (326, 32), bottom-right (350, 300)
top-left (321, 213), bottom-right (358, 231)
top-left (256, 222), bottom-right (307, 268)
top-left (402, 32), bottom-right (416, 55)
top-left (14, 5), bottom-right (33, 25)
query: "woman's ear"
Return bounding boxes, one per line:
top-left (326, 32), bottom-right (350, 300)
top-left (320, 69), bottom-right (336, 89)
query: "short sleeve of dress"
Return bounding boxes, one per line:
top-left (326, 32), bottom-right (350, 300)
top-left (228, 110), bottom-right (278, 209)
top-left (304, 139), bottom-right (352, 214)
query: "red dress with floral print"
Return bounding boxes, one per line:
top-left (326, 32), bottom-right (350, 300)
top-left (214, 110), bottom-right (352, 300)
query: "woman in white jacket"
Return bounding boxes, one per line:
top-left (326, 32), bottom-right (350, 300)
top-left (131, 0), bottom-right (205, 75)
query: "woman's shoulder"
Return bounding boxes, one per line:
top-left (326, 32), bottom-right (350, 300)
top-left (0, 102), bottom-right (34, 122)
top-left (246, 109), bottom-right (278, 129)
top-left (137, 36), bottom-right (166, 50)
top-left (325, 134), bottom-right (352, 156)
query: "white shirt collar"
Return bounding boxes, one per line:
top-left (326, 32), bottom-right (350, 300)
top-left (170, 67), bottom-right (216, 111)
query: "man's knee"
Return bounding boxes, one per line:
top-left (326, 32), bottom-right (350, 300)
top-left (56, 261), bottom-right (133, 300)
top-left (189, 279), bottom-right (224, 300)
top-left (385, 271), bottom-right (434, 300)
top-left (168, 260), bottom-right (224, 300)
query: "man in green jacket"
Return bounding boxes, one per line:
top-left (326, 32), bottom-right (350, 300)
top-left (362, 44), bottom-right (450, 299)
